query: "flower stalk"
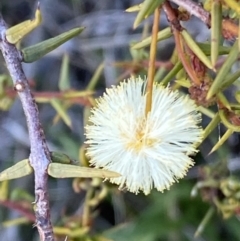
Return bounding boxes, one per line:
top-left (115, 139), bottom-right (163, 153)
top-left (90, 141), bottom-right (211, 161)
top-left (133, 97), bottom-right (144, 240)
top-left (145, 8), bottom-right (160, 116)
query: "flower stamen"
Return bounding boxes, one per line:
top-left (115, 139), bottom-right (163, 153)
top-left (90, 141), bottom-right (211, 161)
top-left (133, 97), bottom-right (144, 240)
top-left (85, 77), bottom-right (203, 195)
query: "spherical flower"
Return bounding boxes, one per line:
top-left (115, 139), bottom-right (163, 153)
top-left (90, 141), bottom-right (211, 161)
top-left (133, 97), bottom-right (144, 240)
top-left (85, 77), bottom-right (203, 195)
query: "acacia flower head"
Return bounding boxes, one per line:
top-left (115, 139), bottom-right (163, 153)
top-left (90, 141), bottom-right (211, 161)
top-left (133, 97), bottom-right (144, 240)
top-left (85, 77), bottom-right (203, 195)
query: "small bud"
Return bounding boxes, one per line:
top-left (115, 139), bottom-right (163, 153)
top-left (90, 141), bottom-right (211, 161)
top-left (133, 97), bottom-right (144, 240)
top-left (50, 151), bottom-right (77, 165)
top-left (14, 82), bottom-right (25, 92)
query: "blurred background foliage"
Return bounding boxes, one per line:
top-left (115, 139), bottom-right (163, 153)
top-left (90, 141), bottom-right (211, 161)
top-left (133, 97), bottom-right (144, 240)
top-left (0, 0), bottom-right (240, 241)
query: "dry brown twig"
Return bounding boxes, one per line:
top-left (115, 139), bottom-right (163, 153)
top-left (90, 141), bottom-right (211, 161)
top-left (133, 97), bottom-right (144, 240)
top-left (169, 0), bottom-right (210, 25)
top-left (163, 1), bottom-right (201, 86)
top-left (169, 0), bottom-right (238, 38)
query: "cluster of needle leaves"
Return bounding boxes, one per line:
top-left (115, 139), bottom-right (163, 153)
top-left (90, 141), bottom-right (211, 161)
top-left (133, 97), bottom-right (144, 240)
top-left (128, 0), bottom-right (240, 237)
top-left (1, 0), bottom-right (240, 240)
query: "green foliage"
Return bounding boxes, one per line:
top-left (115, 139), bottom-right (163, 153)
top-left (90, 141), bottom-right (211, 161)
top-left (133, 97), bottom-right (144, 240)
top-left (22, 27), bottom-right (85, 63)
top-left (5, 5), bottom-right (42, 44)
top-left (1, 0), bottom-right (240, 241)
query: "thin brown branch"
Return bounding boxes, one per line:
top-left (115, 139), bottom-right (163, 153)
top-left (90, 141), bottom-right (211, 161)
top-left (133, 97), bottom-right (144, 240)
top-left (169, 0), bottom-right (210, 25)
top-left (163, 1), bottom-right (201, 86)
top-left (0, 200), bottom-right (36, 222)
top-left (168, 0), bottom-right (238, 39)
top-left (5, 88), bottom-right (93, 106)
top-left (222, 18), bottom-right (238, 39)
top-left (0, 15), bottom-right (55, 241)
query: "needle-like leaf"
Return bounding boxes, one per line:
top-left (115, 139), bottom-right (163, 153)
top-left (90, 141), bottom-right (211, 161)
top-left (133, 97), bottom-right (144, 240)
top-left (0, 159), bottom-right (33, 181)
top-left (6, 4), bottom-right (42, 44)
top-left (48, 163), bottom-right (121, 179)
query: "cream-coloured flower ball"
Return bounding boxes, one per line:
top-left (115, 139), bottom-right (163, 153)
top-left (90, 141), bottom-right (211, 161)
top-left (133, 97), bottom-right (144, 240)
top-left (85, 77), bottom-right (202, 195)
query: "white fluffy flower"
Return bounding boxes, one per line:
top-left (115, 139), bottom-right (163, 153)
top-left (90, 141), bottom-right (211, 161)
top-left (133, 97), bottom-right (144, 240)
top-left (85, 77), bottom-right (202, 195)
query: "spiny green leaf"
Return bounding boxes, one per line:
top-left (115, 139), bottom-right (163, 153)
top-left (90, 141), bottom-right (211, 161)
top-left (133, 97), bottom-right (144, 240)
top-left (59, 53), bottom-right (70, 91)
top-left (194, 207), bottom-right (215, 238)
top-left (0, 159), bottom-right (33, 181)
top-left (22, 27), bottom-right (85, 63)
top-left (86, 62), bottom-right (104, 91)
top-left (221, 69), bottom-right (240, 92)
top-left (217, 92), bottom-right (231, 110)
top-left (62, 90), bottom-right (93, 98)
top-left (53, 226), bottom-right (89, 237)
top-left (126, 3), bottom-right (142, 12)
top-left (131, 27), bottom-right (172, 49)
top-left (175, 78), bottom-right (190, 88)
top-left (198, 106), bottom-right (215, 118)
top-left (202, 113), bottom-right (220, 141)
top-left (48, 163), bottom-right (121, 179)
top-left (211, 0), bottom-right (222, 66)
top-left (181, 30), bottom-right (214, 70)
top-left (235, 91), bottom-right (240, 103)
top-left (161, 62), bottom-right (182, 86)
top-left (0, 181), bottom-right (9, 201)
top-left (50, 99), bottom-right (72, 128)
top-left (6, 5), bottom-right (42, 44)
top-left (224, 0), bottom-right (240, 15)
top-left (207, 41), bottom-right (239, 99)
top-left (198, 43), bottom-right (231, 56)
top-left (209, 129), bottom-right (233, 154)
top-left (133, 0), bottom-right (164, 28)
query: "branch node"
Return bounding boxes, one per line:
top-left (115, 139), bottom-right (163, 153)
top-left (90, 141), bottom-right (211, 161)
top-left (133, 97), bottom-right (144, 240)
top-left (14, 82), bottom-right (25, 92)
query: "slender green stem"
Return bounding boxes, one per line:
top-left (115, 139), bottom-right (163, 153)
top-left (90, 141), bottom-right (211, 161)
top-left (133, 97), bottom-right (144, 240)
top-left (194, 207), bottom-right (215, 237)
top-left (145, 8), bottom-right (160, 116)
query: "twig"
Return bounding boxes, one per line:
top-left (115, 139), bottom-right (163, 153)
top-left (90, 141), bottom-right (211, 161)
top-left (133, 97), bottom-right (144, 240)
top-left (169, 0), bottom-right (210, 25)
top-left (0, 14), bottom-right (55, 241)
top-left (169, 0), bottom-right (238, 38)
top-left (5, 88), bottom-right (93, 106)
top-left (163, 1), bottom-right (201, 86)
top-left (0, 200), bottom-right (36, 222)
